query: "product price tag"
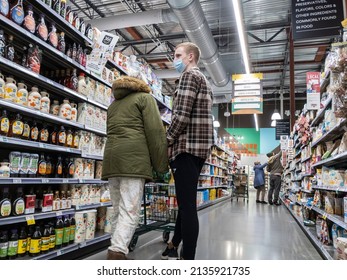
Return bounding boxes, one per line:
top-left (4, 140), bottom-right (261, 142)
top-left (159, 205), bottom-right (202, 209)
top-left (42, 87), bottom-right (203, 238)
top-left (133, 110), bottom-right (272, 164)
top-left (56, 211), bottom-right (63, 217)
top-left (42, 178), bottom-right (49, 184)
top-left (322, 213), bottom-right (328, 220)
top-left (56, 250), bottom-right (62, 256)
top-left (13, 178), bottom-right (22, 184)
top-left (79, 241), bottom-right (87, 248)
top-left (26, 215), bottom-right (35, 225)
top-left (1, 136), bottom-right (8, 143)
top-left (62, 179), bottom-right (69, 184)
top-left (78, 179), bottom-right (84, 184)
top-left (39, 143), bottom-right (44, 148)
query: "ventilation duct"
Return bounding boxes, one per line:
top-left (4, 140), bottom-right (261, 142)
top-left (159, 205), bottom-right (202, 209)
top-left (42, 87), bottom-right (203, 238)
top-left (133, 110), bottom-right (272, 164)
top-left (87, 9), bottom-right (178, 30)
top-left (167, 0), bottom-right (229, 87)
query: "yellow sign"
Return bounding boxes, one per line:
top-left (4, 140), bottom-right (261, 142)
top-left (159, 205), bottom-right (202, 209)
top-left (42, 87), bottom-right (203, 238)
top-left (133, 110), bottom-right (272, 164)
top-left (232, 73), bottom-right (263, 81)
top-left (342, 18), bottom-right (347, 28)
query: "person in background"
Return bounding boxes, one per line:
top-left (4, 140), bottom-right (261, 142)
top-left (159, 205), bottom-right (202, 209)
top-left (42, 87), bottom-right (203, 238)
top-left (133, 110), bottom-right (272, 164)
top-left (266, 151), bottom-right (283, 206)
top-left (102, 75), bottom-right (169, 260)
top-left (253, 161), bottom-right (268, 204)
top-left (161, 42), bottom-right (214, 260)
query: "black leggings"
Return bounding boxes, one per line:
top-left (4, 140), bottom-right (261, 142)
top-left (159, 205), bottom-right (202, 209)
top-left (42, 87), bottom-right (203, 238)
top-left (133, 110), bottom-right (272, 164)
top-left (170, 153), bottom-right (205, 260)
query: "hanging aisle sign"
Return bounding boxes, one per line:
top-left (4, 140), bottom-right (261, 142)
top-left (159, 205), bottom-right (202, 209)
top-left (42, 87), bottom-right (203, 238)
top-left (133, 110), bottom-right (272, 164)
top-left (306, 72), bottom-right (321, 110)
top-left (232, 73), bottom-right (263, 115)
top-left (292, 0), bottom-right (344, 40)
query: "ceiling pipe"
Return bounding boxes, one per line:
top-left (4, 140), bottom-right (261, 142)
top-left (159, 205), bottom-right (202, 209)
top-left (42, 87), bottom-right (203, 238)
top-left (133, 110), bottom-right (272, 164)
top-left (167, 0), bottom-right (229, 87)
top-left (86, 9), bottom-right (178, 30)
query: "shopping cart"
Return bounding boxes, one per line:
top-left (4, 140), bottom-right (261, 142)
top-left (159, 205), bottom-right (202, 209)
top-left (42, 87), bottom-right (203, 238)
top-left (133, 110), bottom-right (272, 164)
top-left (128, 183), bottom-right (178, 251)
top-left (230, 173), bottom-right (249, 202)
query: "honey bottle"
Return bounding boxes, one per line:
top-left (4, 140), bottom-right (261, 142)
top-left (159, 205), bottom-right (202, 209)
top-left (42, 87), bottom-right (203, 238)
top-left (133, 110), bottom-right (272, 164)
top-left (57, 126), bottom-right (66, 146)
top-left (46, 156), bottom-right (53, 177)
top-left (67, 158), bottom-right (75, 178)
top-left (0, 109), bottom-right (10, 136)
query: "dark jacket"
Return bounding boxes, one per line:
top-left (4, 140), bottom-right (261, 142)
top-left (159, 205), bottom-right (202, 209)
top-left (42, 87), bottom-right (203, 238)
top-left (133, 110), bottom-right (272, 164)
top-left (102, 76), bottom-right (169, 180)
top-left (253, 163), bottom-right (267, 188)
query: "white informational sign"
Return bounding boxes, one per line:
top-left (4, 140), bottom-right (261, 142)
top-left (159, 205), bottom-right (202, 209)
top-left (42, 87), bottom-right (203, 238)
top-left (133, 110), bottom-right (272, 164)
top-left (280, 135), bottom-right (289, 151)
top-left (86, 31), bottom-right (119, 75)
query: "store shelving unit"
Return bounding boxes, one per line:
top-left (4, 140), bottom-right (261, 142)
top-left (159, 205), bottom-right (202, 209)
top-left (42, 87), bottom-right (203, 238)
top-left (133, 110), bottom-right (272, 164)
top-left (0, 6), bottom-right (114, 261)
top-left (282, 47), bottom-right (347, 260)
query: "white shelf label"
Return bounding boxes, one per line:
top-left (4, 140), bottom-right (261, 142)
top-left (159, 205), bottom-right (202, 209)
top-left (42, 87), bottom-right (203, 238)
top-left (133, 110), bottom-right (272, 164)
top-left (80, 241), bottom-right (87, 248)
top-left (56, 211), bottom-right (63, 217)
top-left (42, 179), bottom-right (49, 184)
top-left (79, 179), bottom-right (84, 183)
top-left (13, 179), bottom-right (22, 184)
top-left (25, 215), bottom-right (35, 225)
top-left (56, 250), bottom-right (62, 256)
top-left (39, 143), bottom-right (44, 148)
top-left (63, 179), bottom-right (69, 184)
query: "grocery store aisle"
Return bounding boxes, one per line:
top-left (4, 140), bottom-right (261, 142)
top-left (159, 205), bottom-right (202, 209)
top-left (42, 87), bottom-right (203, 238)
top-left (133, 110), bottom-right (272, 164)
top-left (85, 189), bottom-right (322, 260)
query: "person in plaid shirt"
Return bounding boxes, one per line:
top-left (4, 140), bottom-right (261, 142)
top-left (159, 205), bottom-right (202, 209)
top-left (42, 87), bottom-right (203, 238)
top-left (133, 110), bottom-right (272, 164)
top-left (161, 42), bottom-right (214, 260)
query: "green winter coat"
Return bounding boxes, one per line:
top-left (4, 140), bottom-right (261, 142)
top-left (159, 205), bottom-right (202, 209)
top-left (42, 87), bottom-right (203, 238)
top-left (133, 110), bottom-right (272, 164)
top-left (102, 76), bottom-right (169, 180)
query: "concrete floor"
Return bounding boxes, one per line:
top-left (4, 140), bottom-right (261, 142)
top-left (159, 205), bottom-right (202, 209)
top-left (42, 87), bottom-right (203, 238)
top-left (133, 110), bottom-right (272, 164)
top-left (85, 189), bottom-right (322, 260)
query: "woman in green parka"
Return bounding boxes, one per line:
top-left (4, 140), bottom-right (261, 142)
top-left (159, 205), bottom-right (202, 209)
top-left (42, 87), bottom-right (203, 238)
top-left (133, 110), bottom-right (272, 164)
top-left (102, 75), bottom-right (169, 260)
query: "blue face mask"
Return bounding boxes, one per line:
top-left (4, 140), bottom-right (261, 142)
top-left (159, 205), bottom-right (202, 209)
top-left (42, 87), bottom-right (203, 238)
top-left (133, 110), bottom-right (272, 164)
top-left (173, 59), bottom-right (186, 73)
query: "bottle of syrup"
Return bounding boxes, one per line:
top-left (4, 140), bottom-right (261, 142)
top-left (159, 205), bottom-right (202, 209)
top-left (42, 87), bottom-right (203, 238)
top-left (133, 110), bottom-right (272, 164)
top-left (38, 153), bottom-right (47, 177)
top-left (57, 126), bottom-right (66, 146)
top-left (55, 156), bottom-right (63, 178)
top-left (0, 109), bottom-right (10, 136)
top-left (30, 121), bottom-right (39, 141)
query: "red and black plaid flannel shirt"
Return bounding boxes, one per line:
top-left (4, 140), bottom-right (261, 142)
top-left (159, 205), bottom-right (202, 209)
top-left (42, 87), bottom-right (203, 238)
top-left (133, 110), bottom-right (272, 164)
top-left (167, 67), bottom-right (214, 161)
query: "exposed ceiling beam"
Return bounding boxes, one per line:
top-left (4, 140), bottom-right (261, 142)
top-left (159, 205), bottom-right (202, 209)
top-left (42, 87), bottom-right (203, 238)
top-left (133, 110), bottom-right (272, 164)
top-left (125, 27), bottom-right (143, 41)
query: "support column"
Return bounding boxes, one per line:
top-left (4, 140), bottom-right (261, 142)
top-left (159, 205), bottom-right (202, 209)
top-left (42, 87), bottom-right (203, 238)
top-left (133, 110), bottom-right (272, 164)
top-left (290, 29), bottom-right (295, 129)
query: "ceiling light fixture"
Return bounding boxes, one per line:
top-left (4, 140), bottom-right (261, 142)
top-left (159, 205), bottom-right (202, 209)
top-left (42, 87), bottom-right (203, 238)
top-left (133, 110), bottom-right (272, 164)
top-left (271, 120), bottom-right (277, 127)
top-left (271, 109), bottom-right (282, 120)
top-left (232, 0), bottom-right (250, 75)
top-left (254, 113), bottom-right (259, 131)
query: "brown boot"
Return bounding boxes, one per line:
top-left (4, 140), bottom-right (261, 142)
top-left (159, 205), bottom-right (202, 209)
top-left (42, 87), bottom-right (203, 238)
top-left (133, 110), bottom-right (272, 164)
top-left (107, 250), bottom-right (128, 260)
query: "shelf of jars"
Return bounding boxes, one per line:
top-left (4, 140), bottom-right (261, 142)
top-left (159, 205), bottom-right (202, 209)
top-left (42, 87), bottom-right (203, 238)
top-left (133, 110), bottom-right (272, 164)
top-left (311, 118), bottom-right (347, 148)
top-left (26, 0), bottom-right (94, 47)
top-left (0, 15), bottom-right (111, 89)
top-left (0, 57), bottom-right (108, 110)
top-left (0, 128), bottom-right (105, 161)
top-left (0, 178), bottom-right (106, 185)
top-left (25, 231), bottom-right (111, 260)
top-left (0, 208), bottom-right (75, 226)
top-left (0, 135), bottom-right (81, 155)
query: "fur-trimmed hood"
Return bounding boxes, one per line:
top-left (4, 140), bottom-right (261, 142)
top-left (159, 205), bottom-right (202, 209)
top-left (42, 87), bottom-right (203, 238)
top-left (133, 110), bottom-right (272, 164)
top-left (112, 76), bottom-right (151, 100)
